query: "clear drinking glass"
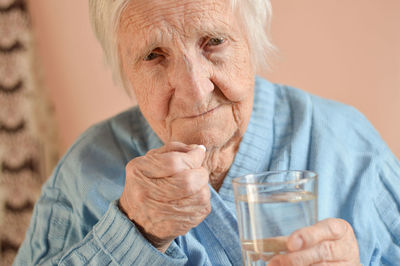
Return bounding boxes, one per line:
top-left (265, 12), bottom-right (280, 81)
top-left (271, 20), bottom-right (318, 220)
top-left (232, 170), bottom-right (318, 265)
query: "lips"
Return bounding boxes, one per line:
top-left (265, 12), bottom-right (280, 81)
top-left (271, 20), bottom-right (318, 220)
top-left (185, 105), bottom-right (221, 118)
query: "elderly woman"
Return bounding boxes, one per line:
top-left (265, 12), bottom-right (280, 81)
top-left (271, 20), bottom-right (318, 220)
top-left (14, 0), bottom-right (399, 265)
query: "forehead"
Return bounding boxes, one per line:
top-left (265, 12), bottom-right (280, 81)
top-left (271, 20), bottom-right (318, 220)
top-left (119, 0), bottom-right (232, 38)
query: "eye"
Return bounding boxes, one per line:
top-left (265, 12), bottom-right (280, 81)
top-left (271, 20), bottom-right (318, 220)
top-left (144, 52), bottom-right (160, 61)
top-left (206, 37), bottom-right (226, 46)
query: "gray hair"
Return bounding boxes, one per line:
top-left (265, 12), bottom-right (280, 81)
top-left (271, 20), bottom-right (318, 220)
top-left (88, 0), bottom-right (274, 92)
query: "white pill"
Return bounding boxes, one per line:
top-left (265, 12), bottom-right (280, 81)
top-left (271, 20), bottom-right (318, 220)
top-left (198, 145), bottom-right (206, 152)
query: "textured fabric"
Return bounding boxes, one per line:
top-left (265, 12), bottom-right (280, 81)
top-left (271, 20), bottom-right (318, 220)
top-left (14, 77), bottom-right (400, 265)
top-left (0, 0), bottom-right (59, 265)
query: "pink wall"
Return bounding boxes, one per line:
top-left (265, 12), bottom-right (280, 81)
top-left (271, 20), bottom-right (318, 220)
top-left (265, 0), bottom-right (400, 159)
top-left (28, 0), bottom-right (133, 155)
top-left (28, 0), bottom-right (399, 159)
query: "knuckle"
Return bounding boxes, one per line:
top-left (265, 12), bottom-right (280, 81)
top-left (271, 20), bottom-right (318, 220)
top-left (127, 157), bottom-right (151, 179)
top-left (327, 218), bottom-right (346, 238)
top-left (280, 254), bottom-right (298, 266)
top-left (124, 168), bottom-right (143, 189)
top-left (125, 162), bottom-right (133, 173)
top-left (199, 202), bottom-right (212, 216)
top-left (199, 168), bottom-right (210, 182)
top-left (339, 218), bottom-right (352, 233)
top-left (318, 241), bottom-right (336, 261)
top-left (134, 188), bottom-right (146, 202)
top-left (165, 153), bottom-right (184, 172)
top-left (146, 147), bottom-right (158, 155)
top-left (295, 228), bottom-right (314, 246)
top-left (125, 158), bottom-right (139, 174)
top-left (167, 141), bottom-right (184, 150)
top-left (178, 221), bottom-right (192, 234)
top-left (198, 187), bottom-right (211, 205)
top-left (181, 179), bottom-right (196, 195)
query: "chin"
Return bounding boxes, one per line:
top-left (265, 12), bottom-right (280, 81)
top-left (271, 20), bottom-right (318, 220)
top-left (171, 125), bottom-right (238, 150)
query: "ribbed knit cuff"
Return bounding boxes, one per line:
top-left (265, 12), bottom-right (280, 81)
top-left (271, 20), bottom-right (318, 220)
top-left (93, 200), bottom-right (187, 265)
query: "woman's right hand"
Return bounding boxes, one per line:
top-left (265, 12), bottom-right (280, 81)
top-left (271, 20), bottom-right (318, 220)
top-left (119, 142), bottom-right (211, 252)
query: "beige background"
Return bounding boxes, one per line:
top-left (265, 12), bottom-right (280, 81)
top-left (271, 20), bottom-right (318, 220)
top-left (28, 0), bottom-right (399, 159)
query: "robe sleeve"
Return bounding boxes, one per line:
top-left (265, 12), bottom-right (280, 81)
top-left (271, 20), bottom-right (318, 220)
top-left (13, 186), bottom-right (187, 266)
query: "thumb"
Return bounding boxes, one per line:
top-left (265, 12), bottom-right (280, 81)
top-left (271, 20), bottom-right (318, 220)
top-left (186, 144), bottom-right (207, 168)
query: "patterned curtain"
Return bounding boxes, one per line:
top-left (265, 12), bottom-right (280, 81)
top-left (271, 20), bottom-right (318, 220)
top-left (0, 0), bottom-right (59, 264)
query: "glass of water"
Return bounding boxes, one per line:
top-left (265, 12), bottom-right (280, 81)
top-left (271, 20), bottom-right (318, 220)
top-left (232, 170), bottom-right (318, 265)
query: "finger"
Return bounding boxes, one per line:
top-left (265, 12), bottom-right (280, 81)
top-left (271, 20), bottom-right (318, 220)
top-left (287, 218), bottom-right (348, 251)
top-left (147, 141), bottom-right (200, 154)
top-left (185, 145), bottom-right (207, 168)
top-left (128, 145), bottom-right (206, 178)
top-left (269, 240), bottom-right (349, 266)
top-left (147, 184), bottom-right (211, 211)
top-left (147, 147), bottom-right (205, 176)
top-left (167, 184), bottom-right (211, 208)
top-left (147, 168), bottom-right (209, 201)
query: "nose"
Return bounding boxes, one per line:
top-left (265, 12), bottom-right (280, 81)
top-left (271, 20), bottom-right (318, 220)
top-left (168, 53), bottom-right (214, 104)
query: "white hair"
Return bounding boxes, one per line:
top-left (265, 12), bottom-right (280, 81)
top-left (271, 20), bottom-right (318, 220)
top-left (88, 0), bottom-right (274, 93)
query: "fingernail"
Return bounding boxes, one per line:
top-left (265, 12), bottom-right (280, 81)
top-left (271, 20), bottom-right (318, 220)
top-left (198, 145), bottom-right (206, 152)
top-left (289, 235), bottom-right (303, 251)
top-left (188, 144), bottom-right (199, 150)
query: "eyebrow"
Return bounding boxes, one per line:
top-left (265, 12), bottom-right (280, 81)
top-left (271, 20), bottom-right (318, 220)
top-left (129, 27), bottom-right (167, 65)
top-left (188, 22), bottom-right (233, 42)
top-left (129, 22), bottom-right (233, 65)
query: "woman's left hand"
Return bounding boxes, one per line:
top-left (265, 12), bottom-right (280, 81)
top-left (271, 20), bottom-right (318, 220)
top-left (268, 218), bottom-right (360, 266)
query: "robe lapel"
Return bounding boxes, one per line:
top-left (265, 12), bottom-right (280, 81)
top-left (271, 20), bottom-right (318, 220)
top-left (203, 187), bottom-right (243, 265)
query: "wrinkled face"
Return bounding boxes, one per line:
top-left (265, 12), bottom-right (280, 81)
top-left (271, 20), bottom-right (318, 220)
top-left (118, 0), bottom-right (255, 149)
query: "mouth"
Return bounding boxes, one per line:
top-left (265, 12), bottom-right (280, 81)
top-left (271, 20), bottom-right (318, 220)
top-left (185, 105), bottom-right (222, 119)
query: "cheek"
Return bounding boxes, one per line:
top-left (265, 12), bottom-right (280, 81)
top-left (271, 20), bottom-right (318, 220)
top-left (130, 73), bottom-right (171, 123)
top-left (214, 49), bottom-right (254, 102)
top-left (217, 45), bottom-right (254, 131)
top-left (132, 82), bottom-right (172, 142)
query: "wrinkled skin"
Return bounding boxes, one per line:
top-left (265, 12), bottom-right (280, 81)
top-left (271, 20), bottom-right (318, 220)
top-left (117, 0), bottom-right (361, 261)
top-left (119, 142), bottom-right (210, 251)
top-left (118, 0), bottom-right (255, 191)
top-left (269, 218), bottom-right (361, 265)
